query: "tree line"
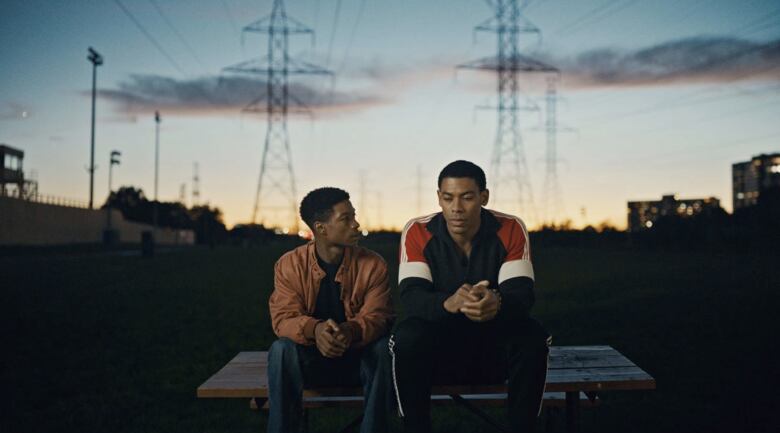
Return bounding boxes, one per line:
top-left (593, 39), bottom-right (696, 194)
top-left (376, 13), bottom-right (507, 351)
top-left (103, 186), bottom-right (226, 245)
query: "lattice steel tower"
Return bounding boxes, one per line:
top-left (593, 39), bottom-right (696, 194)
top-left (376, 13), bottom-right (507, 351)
top-left (543, 75), bottom-right (562, 225)
top-left (459, 0), bottom-right (556, 225)
top-left (191, 162), bottom-right (200, 207)
top-left (224, 0), bottom-right (331, 231)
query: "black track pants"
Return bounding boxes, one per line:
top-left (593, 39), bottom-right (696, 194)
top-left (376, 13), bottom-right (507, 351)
top-left (389, 316), bottom-right (550, 433)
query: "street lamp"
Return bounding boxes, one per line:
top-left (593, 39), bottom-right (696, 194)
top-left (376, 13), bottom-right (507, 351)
top-left (87, 47), bottom-right (103, 209)
top-left (107, 150), bottom-right (121, 230)
top-left (154, 111), bottom-right (160, 201)
top-left (153, 111), bottom-right (161, 235)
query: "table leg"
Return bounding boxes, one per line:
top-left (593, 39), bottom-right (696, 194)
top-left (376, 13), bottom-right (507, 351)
top-left (565, 391), bottom-right (579, 433)
top-left (449, 394), bottom-right (510, 433)
top-left (249, 397), bottom-right (267, 410)
top-left (338, 413), bottom-right (364, 433)
top-left (544, 407), bottom-right (555, 433)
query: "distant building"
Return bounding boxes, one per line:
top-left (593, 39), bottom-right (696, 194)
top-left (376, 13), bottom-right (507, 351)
top-left (627, 194), bottom-right (720, 232)
top-left (1, 144), bottom-right (24, 196)
top-left (732, 153), bottom-right (780, 210)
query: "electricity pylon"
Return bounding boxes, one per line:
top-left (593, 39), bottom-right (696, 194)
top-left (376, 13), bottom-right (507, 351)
top-left (458, 0), bottom-right (557, 226)
top-left (191, 162), bottom-right (200, 207)
top-left (540, 74), bottom-right (576, 226)
top-left (224, 0), bottom-right (331, 232)
top-left (542, 75), bottom-right (562, 225)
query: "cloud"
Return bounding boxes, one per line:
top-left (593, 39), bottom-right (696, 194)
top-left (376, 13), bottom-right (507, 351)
top-left (332, 55), bottom-right (462, 93)
top-left (96, 74), bottom-right (386, 118)
top-left (97, 36), bottom-right (780, 115)
top-left (445, 36), bottom-right (780, 93)
top-left (549, 36), bottom-right (780, 88)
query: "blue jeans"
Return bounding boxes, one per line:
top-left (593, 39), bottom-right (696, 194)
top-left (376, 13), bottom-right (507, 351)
top-left (267, 336), bottom-right (392, 433)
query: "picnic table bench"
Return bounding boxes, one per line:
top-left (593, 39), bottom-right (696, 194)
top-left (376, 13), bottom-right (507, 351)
top-left (197, 345), bottom-right (655, 433)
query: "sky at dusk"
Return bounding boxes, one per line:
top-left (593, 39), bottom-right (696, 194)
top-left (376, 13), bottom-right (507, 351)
top-left (2, 0), bottom-right (779, 231)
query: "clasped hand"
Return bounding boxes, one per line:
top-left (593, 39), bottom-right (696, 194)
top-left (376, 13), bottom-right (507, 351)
top-left (314, 319), bottom-right (353, 358)
top-left (444, 280), bottom-right (500, 322)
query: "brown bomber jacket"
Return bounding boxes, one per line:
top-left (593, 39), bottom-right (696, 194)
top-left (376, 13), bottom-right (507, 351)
top-left (269, 242), bottom-right (394, 348)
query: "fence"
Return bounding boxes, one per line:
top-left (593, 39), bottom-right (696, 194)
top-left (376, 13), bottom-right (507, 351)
top-left (0, 196), bottom-right (194, 246)
top-left (0, 190), bottom-right (88, 209)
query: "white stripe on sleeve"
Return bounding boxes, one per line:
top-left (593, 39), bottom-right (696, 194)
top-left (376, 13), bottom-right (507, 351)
top-left (398, 262), bottom-right (433, 283)
top-left (497, 259), bottom-right (535, 284)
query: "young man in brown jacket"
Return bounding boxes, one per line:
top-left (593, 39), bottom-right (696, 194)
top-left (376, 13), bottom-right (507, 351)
top-left (267, 187), bottom-right (394, 433)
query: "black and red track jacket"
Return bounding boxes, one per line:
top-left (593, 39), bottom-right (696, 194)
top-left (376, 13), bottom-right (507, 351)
top-left (398, 208), bottom-right (535, 323)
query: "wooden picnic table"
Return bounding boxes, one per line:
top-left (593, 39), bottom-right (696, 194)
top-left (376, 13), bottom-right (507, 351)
top-left (198, 345), bottom-right (655, 432)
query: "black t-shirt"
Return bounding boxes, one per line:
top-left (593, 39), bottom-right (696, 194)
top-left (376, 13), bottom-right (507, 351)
top-left (314, 252), bottom-right (346, 324)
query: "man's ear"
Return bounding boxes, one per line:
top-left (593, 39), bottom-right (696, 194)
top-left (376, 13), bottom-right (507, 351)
top-left (481, 189), bottom-right (489, 206)
top-left (314, 220), bottom-right (326, 236)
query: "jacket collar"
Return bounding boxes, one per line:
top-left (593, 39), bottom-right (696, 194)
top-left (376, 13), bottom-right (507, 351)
top-left (306, 240), bottom-right (352, 283)
top-left (427, 208), bottom-right (500, 244)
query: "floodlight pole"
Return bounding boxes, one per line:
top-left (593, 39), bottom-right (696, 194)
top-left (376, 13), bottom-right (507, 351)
top-left (107, 150), bottom-right (121, 229)
top-left (154, 111), bottom-right (160, 202)
top-left (87, 47), bottom-right (103, 209)
top-left (153, 111), bottom-right (161, 234)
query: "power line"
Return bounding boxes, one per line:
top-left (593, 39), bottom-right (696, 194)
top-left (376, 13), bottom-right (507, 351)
top-left (663, 0), bottom-right (709, 31)
top-left (313, 0), bottom-right (321, 40)
top-left (694, 130), bottom-right (780, 152)
top-left (524, 0), bottom-right (546, 14)
top-left (553, 0), bottom-right (621, 36)
top-left (337, 0), bottom-right (367, 74)
top-left (576, 82), bottom-right (780, 128)
top-left (148, 0), bottom-right (207, 71)
top-left (731, 7), bottom-right (780, 37)
top-left (556, 4), bottom-right (776, 115)
top-left (328, 0), bottom-right (368, 95)
top-left (634, 95), bottom-right (780, 138)
top-left (324, 0), bottom-right (343, 67)
top-left (571, 41), bottom-right (780, 125)
top-left (738, 21), bottom-right (780, 38)
top-left (610, 130), bottom-right (780, 168)
top-left (580, 9), bottom-right (780, 105)
top-left (113, 0), bottom-right (186, 75)
top-left (561, 0), bottom-right (641, 36)
top-left (220, 0), bottom-right (240, 34)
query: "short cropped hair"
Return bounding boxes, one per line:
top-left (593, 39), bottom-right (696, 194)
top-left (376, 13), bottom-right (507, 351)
top-left (299, 187), bottom-right (350, 229)
top-left (438, 160), bottom-right (487, 191)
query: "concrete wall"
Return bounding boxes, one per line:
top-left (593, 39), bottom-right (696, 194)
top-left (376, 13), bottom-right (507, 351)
top-left (0, 196), bottom-right (194, 246)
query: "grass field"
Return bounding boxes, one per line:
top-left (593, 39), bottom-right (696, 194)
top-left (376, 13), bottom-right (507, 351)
top-left (1, 240), bottom-right (778, 432)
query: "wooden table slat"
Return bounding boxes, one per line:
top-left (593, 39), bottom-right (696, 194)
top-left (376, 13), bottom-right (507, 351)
top-left (549, 353), bottom-right (636, 369)
top-left (218, 348), bottom-right (637, 368)
top-left (197, 346), bottom-right (656, 399)
top-left (254, 391), bottom-right (599, 409)
top-left (226, 347), bottom-right (629, 365)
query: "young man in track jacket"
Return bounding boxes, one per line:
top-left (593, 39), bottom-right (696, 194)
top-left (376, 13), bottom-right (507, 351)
top-left (267, 187), bottom-right (395, 433)
top-left (390, 160), bottom-right (551, 433)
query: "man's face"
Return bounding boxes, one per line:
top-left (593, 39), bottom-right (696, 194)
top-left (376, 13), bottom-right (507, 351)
top-left (437, 177), bottom-right (489, 236)
top-left (318, 200), bottom-right (362, 246)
